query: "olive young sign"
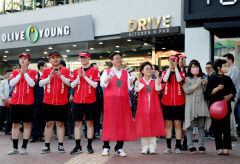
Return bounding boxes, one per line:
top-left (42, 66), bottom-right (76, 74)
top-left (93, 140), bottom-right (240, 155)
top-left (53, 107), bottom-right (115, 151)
top-left (0, 15), bottom-right (94, 49)
top-left (2, 25), bottom-right (70, 43)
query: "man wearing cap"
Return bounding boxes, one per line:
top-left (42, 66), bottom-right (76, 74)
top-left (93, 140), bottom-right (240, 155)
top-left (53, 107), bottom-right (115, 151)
top-left (8, 53), bottom-right (37, 155)
top-left (100, 52), bottom-right (137, 157)
top-left (70, 52), bottom-right (100, 154)
top-left (39, 50), bottom-right (71, 154)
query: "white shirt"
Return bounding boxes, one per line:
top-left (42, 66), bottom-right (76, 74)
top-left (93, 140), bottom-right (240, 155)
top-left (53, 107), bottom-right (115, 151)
top-left (0, 79), bottom-right (9, 106)
top-left (100, 67), bottom-right (133, 90)
top-left (226, 65), bottom-right (240, 87)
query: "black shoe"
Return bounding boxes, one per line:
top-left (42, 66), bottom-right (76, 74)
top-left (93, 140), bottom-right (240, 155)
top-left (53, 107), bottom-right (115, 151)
top-left (199, 147), bottom-right (206, 154)
top-left (231, 136), bottom-right (237, 141)
top-left (182, 144), bottom-right (188, 151)
top-left (93, 136), bottom-right (100, 140)
top-left (29, 138), bottom-right (37, 143)
top-left (5, 132), bottom-right (11, 135)
top-left (58, 145), bottom-right (66, 153)
top-left (38, 137), bottom-right (44, 142)
top-left (70, 146), bottom-right (82, 155)
top-left (189, 147), bottom-right (197, 154)
top-left (87, 147), bottom-right (94, 154)
top-left (68, 134), bottom-right (74, 140)
top-left (41, 146), bottom-right (50, 154)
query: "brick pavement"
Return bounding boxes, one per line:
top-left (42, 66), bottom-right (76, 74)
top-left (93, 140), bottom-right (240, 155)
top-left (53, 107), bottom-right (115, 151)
top-left (0, 132), bottom-right (240, 164)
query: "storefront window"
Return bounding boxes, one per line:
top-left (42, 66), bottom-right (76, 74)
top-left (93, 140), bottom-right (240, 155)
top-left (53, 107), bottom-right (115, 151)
top-left (0, 0), bottom-right (92, 14)
top-left (214, 35), bottom-right (240, 67)
top-left (4, 0), bottom-right (23, 13)
top-left (0, 1), bottom-right (3, 14)
top-left (24, 0), bottom-right (36, 11)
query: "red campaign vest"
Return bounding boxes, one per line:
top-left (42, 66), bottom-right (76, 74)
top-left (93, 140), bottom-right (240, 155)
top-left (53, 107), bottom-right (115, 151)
top-left (40, 67), bottom-right (70, 105)
top-left (135, 78), bottom-right (166, 137)
top-left (10, 69), bottom-right (37, 105)
top-left (161, 71), bottom-right (185, 106)
top-left (102, 69), bottom-right (137, 141)
top-left (72, 67), bottom-right (100, 104)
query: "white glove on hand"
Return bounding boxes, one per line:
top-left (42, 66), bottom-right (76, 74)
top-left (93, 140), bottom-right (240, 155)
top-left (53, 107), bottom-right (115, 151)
top-left (130, 72), bottom-right (136, 80)
top-left (109, 69), bottom-right (115, 78)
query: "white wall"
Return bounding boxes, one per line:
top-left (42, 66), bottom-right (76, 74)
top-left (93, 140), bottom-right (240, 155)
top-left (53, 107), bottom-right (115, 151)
top-left (0, 0), bottom-right (183, 37)
top-left (185, 27), bottom-right (211, 73)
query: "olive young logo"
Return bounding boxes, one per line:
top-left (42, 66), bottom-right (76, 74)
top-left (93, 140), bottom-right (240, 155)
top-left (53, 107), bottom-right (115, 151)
top-left (26, 26), bottom-right (39, 43)
top-left (1, 25), bottom-right (70, 43)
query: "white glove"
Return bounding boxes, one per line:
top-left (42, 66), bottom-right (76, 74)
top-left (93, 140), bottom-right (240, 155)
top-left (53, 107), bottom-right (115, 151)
top-left (130, 72), bottom-right (136, 80)
top-left (109, 69), bottom-right (115, 78)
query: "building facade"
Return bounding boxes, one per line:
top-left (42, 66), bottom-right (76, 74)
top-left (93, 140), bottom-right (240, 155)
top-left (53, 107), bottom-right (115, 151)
top-left (0, 0), bottom-right (185, 73)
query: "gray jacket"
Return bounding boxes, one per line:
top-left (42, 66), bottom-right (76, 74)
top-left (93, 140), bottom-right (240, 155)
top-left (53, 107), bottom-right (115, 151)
top-left (183, 77), bottom-right (211, 130)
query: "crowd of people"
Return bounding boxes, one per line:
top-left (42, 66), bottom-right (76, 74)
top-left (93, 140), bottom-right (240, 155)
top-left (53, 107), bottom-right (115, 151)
top-left (0, 50), bottom-right (239, 157)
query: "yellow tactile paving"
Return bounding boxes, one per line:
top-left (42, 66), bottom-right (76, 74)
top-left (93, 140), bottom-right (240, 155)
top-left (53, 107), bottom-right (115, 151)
top-left (65, 152), bottom-right (114, 164)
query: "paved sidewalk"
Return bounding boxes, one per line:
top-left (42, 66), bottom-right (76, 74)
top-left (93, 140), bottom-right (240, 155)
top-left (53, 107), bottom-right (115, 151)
top-left (0, 132), bottom-right (240, 164)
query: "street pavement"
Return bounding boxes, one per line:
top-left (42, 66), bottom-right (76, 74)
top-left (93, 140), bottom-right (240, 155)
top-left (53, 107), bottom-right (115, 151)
top-left (0, 132), bottom-right (240, 164)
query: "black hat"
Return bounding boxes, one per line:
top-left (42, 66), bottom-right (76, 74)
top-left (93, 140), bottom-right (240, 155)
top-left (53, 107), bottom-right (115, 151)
top-left (48, 50), bottom-right (60, 58)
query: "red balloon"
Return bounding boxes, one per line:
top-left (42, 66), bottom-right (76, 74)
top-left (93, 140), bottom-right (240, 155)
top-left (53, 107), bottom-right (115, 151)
top-left (210, 100), bottom-right (228, 119)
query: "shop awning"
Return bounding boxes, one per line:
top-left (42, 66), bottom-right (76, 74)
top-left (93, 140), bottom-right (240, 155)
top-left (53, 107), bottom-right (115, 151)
top-left (204, 21), bottom-right (240, 38)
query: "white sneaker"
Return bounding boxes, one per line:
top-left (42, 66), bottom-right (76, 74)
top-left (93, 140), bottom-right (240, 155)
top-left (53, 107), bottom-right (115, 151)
top-left (141, 148), bottom-right (148, 154)
top-left (102, 148), bottom-right (110, 156)
top-left (19, 148), bottom-right (28, 155)
top-left (163, 148), bottom-right (172, 154)
top-left (149, 148), bottom-right (156, 154)
top-left (175, 148), bottom-right (182, 154)
top-left (115, 149), bottom-right (127, 157)
top-left (8, 148), bottom-right (19, 155)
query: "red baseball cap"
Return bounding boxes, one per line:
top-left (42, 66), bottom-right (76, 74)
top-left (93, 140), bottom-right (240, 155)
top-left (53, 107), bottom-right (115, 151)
top-left (179, 55), bottom-right (187, 59)
top-left (79, 52), bottom-right (90, 58)
top-left (169, 55), bottom-right (176, 61)
top-left (18, 52), bottom-right (31, 60)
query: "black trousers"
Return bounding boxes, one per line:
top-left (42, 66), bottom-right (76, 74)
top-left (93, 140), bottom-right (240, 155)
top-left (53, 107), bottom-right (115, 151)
top-left (93, 99), bottom-right (103, 134)
top-left (213, 111), bottom-right (232, 150)
top-left (66, 103), bottom-right (74, 136)
top-left (103, 141), bottom-right (124, 151)
top-left (0, 106), bottom-right (11, 133)
top-left (31, 103), bottom-right (45, 138)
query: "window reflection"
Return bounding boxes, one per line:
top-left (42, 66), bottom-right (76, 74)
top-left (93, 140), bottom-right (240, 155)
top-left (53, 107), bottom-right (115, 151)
top-left (0, 1), bottom-right (3, 14)
top-left (0, 0), bottom-right (93, 14)
top-left (214, 35), bottom-right (240, 67)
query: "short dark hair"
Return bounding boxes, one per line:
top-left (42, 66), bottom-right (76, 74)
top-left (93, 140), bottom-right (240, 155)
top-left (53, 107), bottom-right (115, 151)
top-left (223, 53), bottom-right (234, 63)
top-left (152, 65), bottom-right (159, 71)
top-left (161, 66), bottom-right (169, 72)
top-left (139, 62), bottom-right (152, 73)
top-left (187, 60), bottom-right (203, 78)
top-left (213, 59), bottom-right (227, 73)
top-left (6, 69), bottom-right (13, 73)
top-left (109, 52), bottom-right (122, 60)
top-left (90, 63), bottom-right (97, 67)
top-left (37, 61), bottom-right (46, 70)
top-left (60, 60), bottom-right (66, 67)
top-left (206, 61), bottom-right (213, 67)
